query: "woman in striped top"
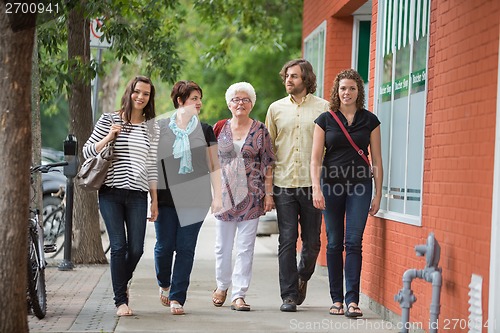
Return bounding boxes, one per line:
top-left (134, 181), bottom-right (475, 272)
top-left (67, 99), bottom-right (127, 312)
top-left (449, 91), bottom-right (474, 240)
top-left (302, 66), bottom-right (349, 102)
top-left (83, 75), bottom-right (159, 317)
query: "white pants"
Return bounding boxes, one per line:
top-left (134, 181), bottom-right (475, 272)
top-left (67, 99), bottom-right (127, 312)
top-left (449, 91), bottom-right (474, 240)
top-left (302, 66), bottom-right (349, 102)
top-left (214, 217), bottom-right (259, 302)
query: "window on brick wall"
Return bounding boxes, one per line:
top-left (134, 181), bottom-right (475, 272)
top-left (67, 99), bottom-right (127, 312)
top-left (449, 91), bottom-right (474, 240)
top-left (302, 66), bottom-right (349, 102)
top-left (352, 15), bottom-right (372, 108)
top-left (304, 21), bottom-right (326, 98)
top-left (375, 0), bottom-right (430, 225)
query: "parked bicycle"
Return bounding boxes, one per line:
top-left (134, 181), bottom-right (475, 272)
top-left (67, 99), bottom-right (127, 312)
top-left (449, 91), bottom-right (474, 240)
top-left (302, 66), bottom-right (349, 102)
top-left (42, 186), bottom-right (66, 258)
top-left (43, 188), bottom-right (110, 259)
top-left (29, 161), bottom-right (68, 319)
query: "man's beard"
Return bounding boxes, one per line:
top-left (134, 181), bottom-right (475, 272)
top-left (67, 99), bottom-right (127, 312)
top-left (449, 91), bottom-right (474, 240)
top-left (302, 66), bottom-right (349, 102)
top-left (286, 85), bottom-right (305, 95)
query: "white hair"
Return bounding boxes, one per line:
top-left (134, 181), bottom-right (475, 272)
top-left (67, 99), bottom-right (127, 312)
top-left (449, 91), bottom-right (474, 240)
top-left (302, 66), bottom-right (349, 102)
top-left (225, 82), bottom-right (256, 105)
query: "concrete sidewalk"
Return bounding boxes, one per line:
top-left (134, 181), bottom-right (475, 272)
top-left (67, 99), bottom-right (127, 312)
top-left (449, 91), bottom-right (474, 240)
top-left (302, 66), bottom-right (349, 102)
top-left (29, 214), bottom-right (401, 333)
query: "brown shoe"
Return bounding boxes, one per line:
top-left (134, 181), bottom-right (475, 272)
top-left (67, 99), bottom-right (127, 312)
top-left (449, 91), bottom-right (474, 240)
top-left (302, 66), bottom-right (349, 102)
top-left (230, 298), bottom-right (250, 311)
top-left (212, 288), bottom-right (227, 307)
top-left (297, 278), bottom-right (308, 305)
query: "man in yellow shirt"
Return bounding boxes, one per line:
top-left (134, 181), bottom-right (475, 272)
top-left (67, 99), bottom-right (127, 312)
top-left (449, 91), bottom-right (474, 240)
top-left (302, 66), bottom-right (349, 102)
top-left (265, 59), bottom-right (329, 312)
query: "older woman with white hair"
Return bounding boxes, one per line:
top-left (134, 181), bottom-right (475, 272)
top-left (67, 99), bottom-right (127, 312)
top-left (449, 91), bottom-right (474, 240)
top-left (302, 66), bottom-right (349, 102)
top-left (211, 82), bottom-right (275, 311)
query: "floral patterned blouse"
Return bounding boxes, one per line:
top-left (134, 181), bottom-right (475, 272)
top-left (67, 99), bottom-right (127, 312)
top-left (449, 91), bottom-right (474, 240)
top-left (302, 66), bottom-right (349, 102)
top-left (215, 119), bottom-right (275, 222)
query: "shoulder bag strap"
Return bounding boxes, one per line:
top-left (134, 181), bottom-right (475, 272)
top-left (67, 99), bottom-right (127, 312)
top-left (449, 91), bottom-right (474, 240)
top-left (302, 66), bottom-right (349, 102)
top-left (106, 113), bottom-right (117, 146)
top-left (213, 118), bottom-right (228, 139)
top-left (107, 112), bottom-right (116, 124)
top-left (329, 110), bottom-right (371, 167)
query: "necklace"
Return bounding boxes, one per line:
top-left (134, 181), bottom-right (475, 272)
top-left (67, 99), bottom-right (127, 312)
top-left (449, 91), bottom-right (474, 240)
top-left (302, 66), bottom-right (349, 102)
top-left (234, 133), bottom-right (244, 140)
top-left (232, 119), bottom-right (251, 141)
top-left (340, 110), bottom-right (355, 126)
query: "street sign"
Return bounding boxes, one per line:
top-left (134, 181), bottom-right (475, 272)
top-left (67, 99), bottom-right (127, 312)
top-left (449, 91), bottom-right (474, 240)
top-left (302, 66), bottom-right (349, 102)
top-left (90, 18), bottom-right (112, 48)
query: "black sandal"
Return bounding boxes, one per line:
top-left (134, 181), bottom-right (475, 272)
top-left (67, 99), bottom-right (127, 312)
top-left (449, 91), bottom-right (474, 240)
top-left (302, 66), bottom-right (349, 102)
top-left (345, 305), bottom-right (363, 318)
top-left (329, 304), bottom-right (344, 315)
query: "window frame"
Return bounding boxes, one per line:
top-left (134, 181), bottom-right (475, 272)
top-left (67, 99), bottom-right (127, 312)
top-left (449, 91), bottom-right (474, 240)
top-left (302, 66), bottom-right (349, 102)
top-left (373, 0), bottom-right (431, 226)
top-left (304, 20), bottom-right (327, 98)
top-left (352, 15), bottom-right (372, 108)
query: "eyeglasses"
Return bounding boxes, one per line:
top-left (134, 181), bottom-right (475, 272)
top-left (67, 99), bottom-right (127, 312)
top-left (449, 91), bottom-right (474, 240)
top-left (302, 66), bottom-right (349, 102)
top-left (230, 97), bottom-right (252, 104)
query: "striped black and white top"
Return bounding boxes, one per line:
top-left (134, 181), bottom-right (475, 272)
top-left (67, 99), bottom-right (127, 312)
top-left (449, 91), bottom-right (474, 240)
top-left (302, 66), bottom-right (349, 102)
top-left (83, 113), bottom-right (159, 192)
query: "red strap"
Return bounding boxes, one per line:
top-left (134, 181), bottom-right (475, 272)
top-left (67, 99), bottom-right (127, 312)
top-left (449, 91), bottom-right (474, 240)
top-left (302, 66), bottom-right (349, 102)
top-left (213, 119), bottom-right (228, 139)
top-left (329, 110), bottom-right (371, 167)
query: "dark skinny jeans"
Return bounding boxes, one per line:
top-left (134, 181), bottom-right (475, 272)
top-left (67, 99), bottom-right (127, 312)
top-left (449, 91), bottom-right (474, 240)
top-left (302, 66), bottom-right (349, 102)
top-left (99, 186), bottom-right (148, 307)
top-left (273, 186), bottom-right (322, 302)
top-left (322, 180), bottom-right (372, 306)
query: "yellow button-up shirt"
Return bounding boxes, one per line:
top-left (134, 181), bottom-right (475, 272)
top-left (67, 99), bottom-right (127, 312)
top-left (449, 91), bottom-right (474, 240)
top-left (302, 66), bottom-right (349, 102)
top-left (265, 93), bottom-right (330, 188)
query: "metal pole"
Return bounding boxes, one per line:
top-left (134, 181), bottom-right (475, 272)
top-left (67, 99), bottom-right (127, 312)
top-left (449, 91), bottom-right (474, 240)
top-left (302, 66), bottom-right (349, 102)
top-left (59, 134), bottom-right (77, 271)
top-left (58, 178), bottom-right (74, 270)
top-left (91, 48), bottom-right (103, 123)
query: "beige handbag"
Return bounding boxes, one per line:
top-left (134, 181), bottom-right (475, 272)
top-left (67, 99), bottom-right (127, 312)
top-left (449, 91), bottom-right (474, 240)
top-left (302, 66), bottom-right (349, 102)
top-left (75, 114), bottom-right (116, 191)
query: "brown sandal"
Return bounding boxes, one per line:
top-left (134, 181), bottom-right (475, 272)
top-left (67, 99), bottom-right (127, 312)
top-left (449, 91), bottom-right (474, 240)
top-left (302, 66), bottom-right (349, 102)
top-left (230, 298), bottom-right (250, 311)
top-left (212, 288), bottom-right (227, 307)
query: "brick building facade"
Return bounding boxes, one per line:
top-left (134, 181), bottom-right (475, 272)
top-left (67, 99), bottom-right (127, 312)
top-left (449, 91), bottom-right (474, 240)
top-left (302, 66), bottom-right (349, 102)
top-left (302, 0), bottom-right (499, 331)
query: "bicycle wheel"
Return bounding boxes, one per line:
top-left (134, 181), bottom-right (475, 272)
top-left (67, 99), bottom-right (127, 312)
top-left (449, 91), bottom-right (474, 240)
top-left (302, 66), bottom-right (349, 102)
top-left (101, 226), bottom-right (111, 254)
top-left (104, 241), bottom-right (110, 254)
top-left (43, 207), bottom-right (65, 258)
top-left (27, 224), bottom-right (47, 319)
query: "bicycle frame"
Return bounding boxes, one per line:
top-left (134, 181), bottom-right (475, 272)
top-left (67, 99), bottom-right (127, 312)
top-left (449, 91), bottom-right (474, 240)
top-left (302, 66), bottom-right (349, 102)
top-left (28, 160), bottom-right (67, 319)
top-left (30, 210), bottom-right (46, 269)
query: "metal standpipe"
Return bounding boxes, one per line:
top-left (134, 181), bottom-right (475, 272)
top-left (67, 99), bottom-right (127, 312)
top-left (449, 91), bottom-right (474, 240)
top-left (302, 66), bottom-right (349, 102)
top-left (58, 134), bottom-right (78, 271)
top-left (394, 232), bottom-right (442, 333)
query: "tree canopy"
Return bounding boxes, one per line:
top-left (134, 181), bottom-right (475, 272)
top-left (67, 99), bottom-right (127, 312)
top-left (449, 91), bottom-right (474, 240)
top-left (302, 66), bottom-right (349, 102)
top-left (33, 0), bottom-right (304, 265)
top-left (39, 0), bottom-right (303, 149)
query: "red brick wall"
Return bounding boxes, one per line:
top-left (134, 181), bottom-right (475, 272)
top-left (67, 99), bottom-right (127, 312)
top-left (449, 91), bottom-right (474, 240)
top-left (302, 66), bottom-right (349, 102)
top-left (302, 0), bottom-right (334, 37)
top-left (303, 0), bottom-right (358, 267)
top-left (303, 0), bottom-right (362, 100)
top-left (421, 0), bottom-right (497, 328)
top-left (303, 0), bottom-right (499, 330)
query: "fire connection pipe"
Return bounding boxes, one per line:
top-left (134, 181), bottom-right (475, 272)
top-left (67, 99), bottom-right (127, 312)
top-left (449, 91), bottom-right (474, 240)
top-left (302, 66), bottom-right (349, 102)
top-left (394, 233), bottom-right (442, 333)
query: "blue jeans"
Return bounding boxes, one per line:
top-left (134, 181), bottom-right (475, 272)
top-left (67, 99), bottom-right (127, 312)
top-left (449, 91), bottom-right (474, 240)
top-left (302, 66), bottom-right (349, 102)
top-left (322, 180), bottom-right (372, 306)
top-left (273, 186), bottom-right (322, 301)
top-left (154, 206), bottom-right (203, 305)
top-left (98, 186), bottom-right (148, 307)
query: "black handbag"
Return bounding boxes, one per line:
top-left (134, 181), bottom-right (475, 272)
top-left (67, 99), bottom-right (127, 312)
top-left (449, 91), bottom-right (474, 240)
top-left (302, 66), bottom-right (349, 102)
top-left (75, 114), bottom-right (116, 191)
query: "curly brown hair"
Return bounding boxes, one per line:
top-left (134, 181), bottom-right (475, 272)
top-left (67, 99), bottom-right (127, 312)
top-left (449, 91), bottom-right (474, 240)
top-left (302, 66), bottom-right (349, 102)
top-left (279, 59), bottom-right (317, 94)
top-left (120, 75), bottom-right (156, 122)
top-left (329, 69), bottom-right (365, 111)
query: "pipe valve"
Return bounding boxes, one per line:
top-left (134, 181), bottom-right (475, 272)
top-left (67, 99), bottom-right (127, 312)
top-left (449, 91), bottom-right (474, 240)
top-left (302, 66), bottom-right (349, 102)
top-left (415, 232), bottom-right (441, 269)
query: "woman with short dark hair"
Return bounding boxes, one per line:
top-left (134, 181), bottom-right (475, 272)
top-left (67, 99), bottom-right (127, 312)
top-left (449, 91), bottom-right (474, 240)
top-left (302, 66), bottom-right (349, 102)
top-left (155, 80), bottom-right (222, 315)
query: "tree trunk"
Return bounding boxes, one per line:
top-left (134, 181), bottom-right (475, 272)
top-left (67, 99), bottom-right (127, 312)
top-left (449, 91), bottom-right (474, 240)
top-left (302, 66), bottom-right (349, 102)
top-left (32, 30), bottom-right (43, 212)
top-left (68, 2), bottom-right (107, 264)
top-left (101, 62), bottom-right (122, 115)
top-left (0, 2), bottom-right (36, 332)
